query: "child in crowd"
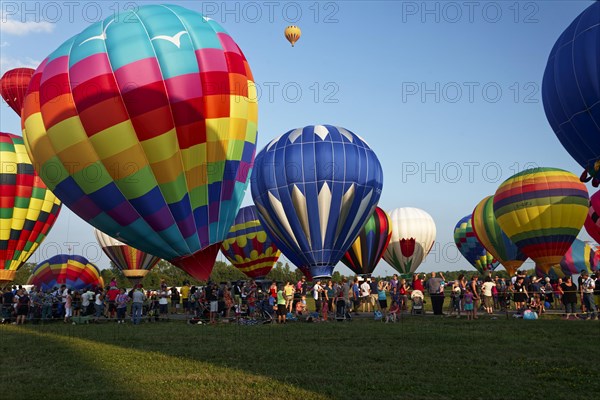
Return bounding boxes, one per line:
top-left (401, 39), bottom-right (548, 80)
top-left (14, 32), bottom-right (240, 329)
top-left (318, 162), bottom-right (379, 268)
top-left (386, 301), bottom-right (400, 323)
top-left (463, 287), bottom-right (474, 320)
top-left (295, 295), bottom-right (307, 316)
top-left (530, 293), bottom-right (544, 316)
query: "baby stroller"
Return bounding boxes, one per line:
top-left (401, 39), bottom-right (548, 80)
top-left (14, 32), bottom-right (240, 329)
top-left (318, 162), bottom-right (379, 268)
top-left (411, 290), bottom-right (425, 315)
top-left (335, 298), bottom-right (352, 322)
top-left (257, 299), bottom-right (274, 324)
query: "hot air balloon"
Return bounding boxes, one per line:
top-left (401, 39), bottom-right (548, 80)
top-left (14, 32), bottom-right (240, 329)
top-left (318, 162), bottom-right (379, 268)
top-left (94, 228), bottom-right (161, 285)
top-left (0, 68), bottom-right (34, 116)
top-left (558, 238), bottom-right (597, 276)
top-left (471, 196), bottom-right (527, 276)
top-left (341, 207), bottom-right (391, 276)
top-left (383, 208), bottom-right (436, 278)
top-left (493, 167), bottom-right (589, 275)
top-left (542, 2), bottom-right (600, 185)
top-left (535, 264), bottom-right (563, 279)
top-left (284, 25), bottom-right (301, 46)
top-left (21, 5), bottom-right (257, 282)
top-left (221, 206), bottom-right (281, 280)
top-left (0, 132), bottom-right (61, 284)
top-left (27, 254), bottom-right (104, 291)
top-left (454, 214), bottom-right (499, 274)
top-left (584, 190), bottom-right (600, 244)
top-left (251, 125), bottom-right (384, 279)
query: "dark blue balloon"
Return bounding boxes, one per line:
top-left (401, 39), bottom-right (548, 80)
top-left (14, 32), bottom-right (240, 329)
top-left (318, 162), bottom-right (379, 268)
top-left (542, 2), bottom-right (600, 183)
top-left (251, 125), bottom-right (383, 278)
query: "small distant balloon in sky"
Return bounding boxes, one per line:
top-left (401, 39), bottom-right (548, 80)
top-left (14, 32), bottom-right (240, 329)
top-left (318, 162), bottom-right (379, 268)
top-left (284, 25), bottom-right (301, 46)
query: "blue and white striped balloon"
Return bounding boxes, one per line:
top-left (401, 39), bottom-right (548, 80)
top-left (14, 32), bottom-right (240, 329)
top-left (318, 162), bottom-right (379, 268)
top-left (251, 125), bottom-right (384, 278)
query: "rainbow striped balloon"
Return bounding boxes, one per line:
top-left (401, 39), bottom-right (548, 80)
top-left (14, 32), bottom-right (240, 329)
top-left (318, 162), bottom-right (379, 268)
top-left (558, 238), bottom-right (597, 276)
top-left (472, 196), bottom-right (527, 276)
top-left (21, 5), bottom-right (257, 281)
top-left (221, 206), bottom-right (281, 280)
top-left (94, 228), bottom-right (161, 284)
top-left (28, 254), bottom-right (104, 291)
top-left (493, 168), bottom-right (589, 274)
top-left (0, 132), bottom-right (61, 283)
top-left (454, 214), bottom-right (499, 274)
top-left (342, 207), bottom-right (392, 276)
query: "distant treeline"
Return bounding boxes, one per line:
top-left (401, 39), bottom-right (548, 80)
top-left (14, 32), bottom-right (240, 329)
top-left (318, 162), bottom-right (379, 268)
top-left (10, 261), bottom-right (531, 289)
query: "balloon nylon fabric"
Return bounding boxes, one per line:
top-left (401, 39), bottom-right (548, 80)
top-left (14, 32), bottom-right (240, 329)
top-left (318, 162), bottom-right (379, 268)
top-left (28, 254), bottom-right (103, 291)
top-left (493, 167), bottom-right (588, 272)
top-left (221, 205), bottom-right (281, 280)
top-left (0, 68), bottom-right (34, 116)
top-left (21, 5), bottom-right (257, 280)
top-left (471, 196), bottom-right (527, 276)
top-left (0, 133), bottom-right (61, 280)
top-left (542, 2), bottom-right (600, 179)
top-left (341, 207), bottom-right (391, 276)
top-left (251, 125), bottom-right (383, 278)
top-left (94, 229), bottom-right (161, 278)
top-left (454, 214), bottom-right (498, 274)
top-left (383, 207), bottom-right (436, 277)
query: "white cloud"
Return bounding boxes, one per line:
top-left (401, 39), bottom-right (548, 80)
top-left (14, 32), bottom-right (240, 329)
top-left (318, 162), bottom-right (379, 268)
top-left (1, 17), bottom-right (55, 36)
top-left (0, 56), bottom-right (40, 75)
top-left (0, 42), bottom-right (9, 47)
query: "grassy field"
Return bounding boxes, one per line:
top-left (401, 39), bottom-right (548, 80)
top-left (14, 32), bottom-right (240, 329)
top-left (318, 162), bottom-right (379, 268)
top-left (2, 317), bottom-right (599, 400)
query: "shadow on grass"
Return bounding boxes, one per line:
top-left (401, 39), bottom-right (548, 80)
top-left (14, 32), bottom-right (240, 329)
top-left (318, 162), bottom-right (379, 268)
top-left (3, 317), bottom-right (600, 399)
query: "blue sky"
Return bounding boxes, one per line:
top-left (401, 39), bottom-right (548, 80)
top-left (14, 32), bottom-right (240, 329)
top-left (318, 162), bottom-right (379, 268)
top-left (0, 1), bottom-right (596, 275)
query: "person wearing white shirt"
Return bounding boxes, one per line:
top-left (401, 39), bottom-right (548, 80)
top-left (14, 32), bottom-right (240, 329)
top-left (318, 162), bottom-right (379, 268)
top-left (360, 280), bottom-right (371, 312)
top-left (580, 271), bottom-right (598, 320)
top-left (312, 281), bottom-right (323, 314)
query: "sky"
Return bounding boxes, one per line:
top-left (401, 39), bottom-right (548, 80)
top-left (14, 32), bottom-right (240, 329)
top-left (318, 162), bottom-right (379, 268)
top-left (0, 0), bottom-right (596, 276)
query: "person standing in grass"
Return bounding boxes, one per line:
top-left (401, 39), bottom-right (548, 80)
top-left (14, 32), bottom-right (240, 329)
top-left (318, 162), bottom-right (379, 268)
top-left (63, 290), bottom-right (72, 323)
top-left (170, 286), bottom-right (180, 314)
top-left (594, 271), bottom-right (600, 309)
top-left (377, 280), bottom-right (388, 320)
top-left (481, 276), bottom-right (495, 315)
top-left (131, 285), bottom-right (146, 325)
top-left (207, 284), bottom-right (219, 324)
top-left (426, 272), bottom-right (445, 316)
top-left (116, 288), bottom-right (129, 324)
top-left (158, 285), bottom-right (169, 319)
top-left (223, 286), bottom-right (234, 319)
top-left (326, 281), bottom-right (336, 314)
top-left (352, 278), bottom-right (360, 313)
top-left (469, 275), bottom-right (480, 319)
top-left (463, 287), bottom-right (475, 320)
top-left (513, 276), bottom-right (528, 312)
top-left (580, 271), bottom-right (597, 320)
top-left (284, 281), bottom-right (295, 313)
top-left (560, 276), bottom-right (578, 320)
top-left (15, 289), bottom-right (29, 325)
top-left (181, 281), bottom-right (190, 316)
top-left (360, 279), bottom-right (371, 312)
top-left (276, 285), bottom-right (287, 324)
top-left (94, 289), bottom-right (105, 321)
top-left (312, 280), bottom-right (323, 314)
top-left (399, 279), bottom-right (409, 311)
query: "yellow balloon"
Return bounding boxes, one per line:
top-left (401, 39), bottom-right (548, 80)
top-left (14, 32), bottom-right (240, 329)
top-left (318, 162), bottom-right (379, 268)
top-left (285, 25), bottom-right (301, 47)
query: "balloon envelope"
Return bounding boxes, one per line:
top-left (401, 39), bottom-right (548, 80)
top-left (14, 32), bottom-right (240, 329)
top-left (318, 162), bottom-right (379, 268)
top-left (221, 205), bottom-right (281, 280)
top-left (472, 196), bottom-right (527, 276)
top-left (493, 167), bottom-right (588, 274)
top-left (0, 132), bottom-right (61, 283)
top-left (584, 190), bottom-right (600, 244)
top-left (94, 228), bottom-right (161, 282)
top-left (542, 2), bottom-right (600, 182)
top-left (558, 238), bottom-right (597, 276)
top-left (454, 214), bottom-right (498, 274)
top-left (342, 207), bottom-right (391, 276)
top-left (251, 125), bottom-right (384, 278)
top-left (383, 207), bottom-right (436, 277)
top-left (284, 25), bottom-right (301, 46)
top-left (21, 5), bottom-right (257, 281)
top-left (28, 254), bottom-right (104, 291)
top-left (0, 68), bottom-right (34, 116)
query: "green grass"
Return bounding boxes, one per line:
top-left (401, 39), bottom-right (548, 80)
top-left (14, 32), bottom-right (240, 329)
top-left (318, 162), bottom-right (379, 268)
top-left (1, 317), bottom-right (599, 400)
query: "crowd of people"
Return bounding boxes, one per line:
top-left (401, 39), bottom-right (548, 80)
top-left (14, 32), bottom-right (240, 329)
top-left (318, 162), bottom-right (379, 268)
top-left (2, 270), bottom-right (599, 325)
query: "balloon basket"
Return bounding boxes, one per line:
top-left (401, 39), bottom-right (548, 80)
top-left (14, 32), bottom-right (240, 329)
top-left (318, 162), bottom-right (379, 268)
top-left (0, 270), bottom-right (16, 285)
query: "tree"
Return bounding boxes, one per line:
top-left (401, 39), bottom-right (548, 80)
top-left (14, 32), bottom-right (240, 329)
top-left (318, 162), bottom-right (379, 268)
top-left (12, 263), bottom-right (35, 285)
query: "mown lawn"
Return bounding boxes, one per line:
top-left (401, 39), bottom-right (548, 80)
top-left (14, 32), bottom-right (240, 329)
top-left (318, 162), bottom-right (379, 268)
top-left (1, 317), bottom-right (599, 400)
